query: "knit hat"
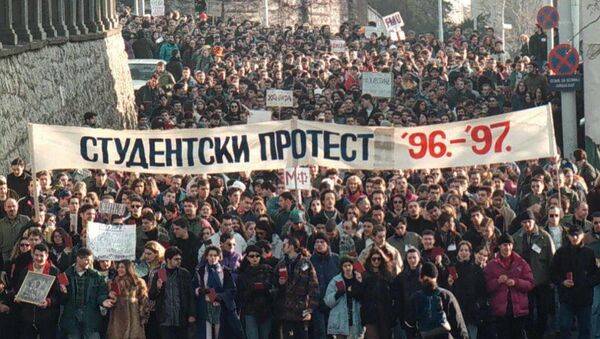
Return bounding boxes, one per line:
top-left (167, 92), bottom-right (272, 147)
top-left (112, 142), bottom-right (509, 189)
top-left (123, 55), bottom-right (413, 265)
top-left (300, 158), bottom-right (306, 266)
top-left (421, 262), bottom-right (438, 279)
top-left (498, 233), bottom-right (514, 245)
top-left (313, 232), bottom-right (329, 245)
top-left (518, 210), bottom-right (536, 223)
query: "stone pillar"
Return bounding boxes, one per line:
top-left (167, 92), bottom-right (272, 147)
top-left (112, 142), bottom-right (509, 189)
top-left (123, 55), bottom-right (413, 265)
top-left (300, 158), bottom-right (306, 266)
top-left (41, 0), bottom-right (58, 38)
top-left (28, 0), bottom-right (47, 40)
top-left (52, 0), bottom-right (68, 37)
top-left (13, 0), bottom-right (34, 43)
top-left (64, 0), bottom-right (80, 35)
top-left (94, 0), bottom-right (105, 31)
top-left (0, 0), bottom-right (19, 45)
top-left (75, 0), bottom-right (88, 34)
top-left (99, 0), bottom-right (111, 29)
top-left (107, 0), bottom-right (118, 28)
top-left (83, 0), bottom-right (98, 32)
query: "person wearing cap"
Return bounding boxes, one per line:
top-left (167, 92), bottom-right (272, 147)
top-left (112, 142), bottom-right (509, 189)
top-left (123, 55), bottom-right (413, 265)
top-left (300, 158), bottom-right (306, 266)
top-left (484, 233), bottom-right (534, 338)
top-left (309, 232), bottom-right (340, 339)
top-left (286, 210), bottom-right (312, 249)
top-left (512, 210), bottom-right (555, 339)
top-left (407, 262), bottom-right (469, 339)
top-left (550, 224), bottom-right (600, 339)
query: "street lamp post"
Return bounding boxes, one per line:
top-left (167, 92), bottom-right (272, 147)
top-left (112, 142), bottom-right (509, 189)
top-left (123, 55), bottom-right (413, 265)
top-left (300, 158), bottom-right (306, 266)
top-left (438, 0), bottom-right (444, 41)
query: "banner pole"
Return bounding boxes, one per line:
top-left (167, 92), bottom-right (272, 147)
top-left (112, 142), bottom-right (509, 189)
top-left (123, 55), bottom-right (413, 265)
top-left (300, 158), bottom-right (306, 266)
top-left (27, 124), bottom-right (41, 222)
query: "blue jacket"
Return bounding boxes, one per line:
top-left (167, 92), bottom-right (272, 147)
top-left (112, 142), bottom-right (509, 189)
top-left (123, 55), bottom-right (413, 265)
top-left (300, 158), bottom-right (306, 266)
top-left (159, 43), bottom-right (179, 62)
top-left (310, 251), bottom-right (340, 307)
top-left (324, 274), bottom-right (362, 336)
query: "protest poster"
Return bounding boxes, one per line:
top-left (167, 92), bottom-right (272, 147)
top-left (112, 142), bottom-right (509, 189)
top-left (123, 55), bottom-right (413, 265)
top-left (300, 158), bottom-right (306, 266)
top-left (29, 105), bottom-right (558, 174)
top-left (266, 89), bottom-right (293, 107)
top-left (331, 39), bottom-right (347, 53)
top-left (383, 12), bottom-right (404, 32)
top-left (247, 109), bottom-right (272, 124)
top-left (362, 72), bottom-right (393, 98)
top-left (364, 26), bottom-right (382, 38)
top-left (150, 0), bottom-right (165, 16)
top-left (284, 167), bottom-right (312, 190)
top-left (87, 222), bottom-right (136, 261)
top-left (15, 271), bottom-right (55, 306)
top-left (99, 200), bottom-right (127, 216)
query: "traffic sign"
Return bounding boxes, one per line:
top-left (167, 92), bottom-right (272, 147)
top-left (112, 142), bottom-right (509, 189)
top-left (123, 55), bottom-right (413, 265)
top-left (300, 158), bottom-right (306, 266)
top-left (548, 44), bottom-right (579, 75)
top-left (537, 6), bottom-right (559, 30)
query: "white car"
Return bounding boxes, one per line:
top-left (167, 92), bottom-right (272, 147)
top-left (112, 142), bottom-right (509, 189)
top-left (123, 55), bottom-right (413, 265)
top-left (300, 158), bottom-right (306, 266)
top-left (128, 59), bottom-right (164, 91)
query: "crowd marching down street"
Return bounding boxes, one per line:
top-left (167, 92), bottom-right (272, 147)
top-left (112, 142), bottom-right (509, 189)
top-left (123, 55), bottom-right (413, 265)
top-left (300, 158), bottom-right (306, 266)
top-left (2, 4), bottom-right (600, 339)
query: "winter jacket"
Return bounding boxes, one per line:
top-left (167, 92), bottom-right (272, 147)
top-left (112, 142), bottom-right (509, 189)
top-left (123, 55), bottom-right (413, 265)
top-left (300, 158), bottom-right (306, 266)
top-left (148, 267), bottom-right (196, 326)
top-left (388, 232), bottom-right (422, 259)
top-left (236, 263), bottom-right (273, 318)
top-left (391, 264), bottom-right (421, 325)
top-left (529, 32), bottom-right (548, 64)
top-left (324, 274), bottom-right (362, 337)
top-left (513, 226), bottom-right (555, 286)
top-left (59, 266), bottom-right (109, 335)
top-left (551, 243), bottom-right (600, 307)
top-left (273, 254), bottom-right (319, 321)
top-left (354, 270), bottom-right (394, 328)
top-left (132, 36), bottom-right (156, 59)
top-left (13, 261), bottom-right (61, 327)
top-left (484, 252), bottom-right (534, 317)
top-left (358, 242), bottom-right (403, 276)
top-left (159, 43), bottom-right (179, 62)
top-left (449, 260), bottom-right (486, 323)
top-left (310, 250), bottom-right (340, 309)
top-left (106, 277), bottom-right (149, 339)
top-left (409, 287), bottom-right (469, 339)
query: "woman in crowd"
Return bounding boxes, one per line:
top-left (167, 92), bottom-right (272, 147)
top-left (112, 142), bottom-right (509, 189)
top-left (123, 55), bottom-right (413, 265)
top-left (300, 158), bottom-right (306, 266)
top-left (141, 241), bottom-right (165, 339)
top-left (391, 248), bottom-right (422, 338)
top-left (324, 256), bottom-right (363, 339)
top-left (49, 228), bottom-right (73, 272)
top-left (354, 247), bottom-right (394, 339)
top-left (193, 245), bottom-right (243, 339)
top-left (447, 241), bottom-right (486, 339)
top-left (235, 245), bottom-right (273, 339)
top-left (106, 260), bottom-right (149, 339)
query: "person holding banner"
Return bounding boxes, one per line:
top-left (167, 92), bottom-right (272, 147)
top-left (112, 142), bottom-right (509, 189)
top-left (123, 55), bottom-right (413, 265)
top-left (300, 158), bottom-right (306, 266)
top-left (12, 243), bottom-right (61, 339)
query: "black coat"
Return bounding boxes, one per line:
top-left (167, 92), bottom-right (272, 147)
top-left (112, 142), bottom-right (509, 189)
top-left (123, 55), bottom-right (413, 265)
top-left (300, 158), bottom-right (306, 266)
top-left (236, 263), bottom-right (273, 317)
top-left (408, 287), bottom-right (469, 339)
top-left (551, 243), bottom-right (600, 307)
top-left (449, 261), bottom-right (486, 323)
top-left (391, 265), bottom-right (421, 324)
top-left (149, 267), bottom-right (196, 326)
top-left (13, 262), bottom-right (61, 326)
top-left (132, 37), bottom-right (157, 59)
top-left (354, 270), bottom-right (394, 338)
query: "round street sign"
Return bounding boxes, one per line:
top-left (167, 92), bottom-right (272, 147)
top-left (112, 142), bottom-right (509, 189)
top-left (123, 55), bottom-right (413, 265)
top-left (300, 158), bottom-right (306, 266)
top-left (548, 44), bottom-right (579, 75)
top-left (537, 6), bottom-right (559, 30)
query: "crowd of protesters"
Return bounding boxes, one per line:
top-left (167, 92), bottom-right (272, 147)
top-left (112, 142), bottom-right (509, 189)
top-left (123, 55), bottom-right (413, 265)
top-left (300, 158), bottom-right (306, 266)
top-left (0, 5), bottom-right (598, 339)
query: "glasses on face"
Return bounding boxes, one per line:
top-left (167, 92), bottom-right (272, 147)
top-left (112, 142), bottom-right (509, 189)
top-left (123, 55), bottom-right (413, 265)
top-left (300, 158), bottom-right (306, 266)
top-left (247, 254), bottom-right (260, 259)
top-left (393, 200), bottom-right (402, 204)
top-left (549, 214), bottom-right (559, 218)
top-left (371, 257), bottom-right (382, 262)
top-left (20, 243), bottom-right (30, 247)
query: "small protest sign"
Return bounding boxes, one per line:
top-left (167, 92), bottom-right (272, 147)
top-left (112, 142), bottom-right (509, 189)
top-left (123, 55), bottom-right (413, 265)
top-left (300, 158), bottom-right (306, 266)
top-left (362, 72), bottom-right (393, 98)
top-left (330, 39), bottom-right (347, 53)
top-left (284, 167), bottom-right (312, 190)
top-left (98, 201), bottom-right (128, 216)
top-left (88, 223), bottom-right (136, 261)
top-left (383, 12), bottom-right (404, 32)
top-left (150, 0), bottom-right (165, 16)
top-left (266, 89), bottom-right (294, 107)
top-left (248, 110), bottom-right (272, 124)
top-left (364, 26), bottom-right (381, 38)
top-left (15, 271), bottom-right (55, 306)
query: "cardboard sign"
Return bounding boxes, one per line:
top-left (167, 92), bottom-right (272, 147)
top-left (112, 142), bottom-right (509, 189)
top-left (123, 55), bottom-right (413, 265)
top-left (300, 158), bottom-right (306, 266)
top-left (266, 89), bottom-right (293, 107)
top-left (150, 0), bottom-right (165, 16)
top-left (284, 167), bottom-right (312, 190)
top-left (98, 201), bottom-right (127, 216)
top-left (247, 109), bottom-right (272, 124)
top-left (362, 72), bottom-right (393, 98)
top-left (383, 12), bottom-right (404, 32)
top-left (87, 223), bottom-right (136, 261)
top-left (15, 271), bottom-right (55, 306)
top-left (331, 39), bottom-right (347, 53)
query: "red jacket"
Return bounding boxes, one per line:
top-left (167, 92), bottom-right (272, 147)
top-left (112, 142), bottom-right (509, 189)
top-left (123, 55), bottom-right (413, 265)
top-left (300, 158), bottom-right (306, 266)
top-left (483, 252), bottom-right (534, 317)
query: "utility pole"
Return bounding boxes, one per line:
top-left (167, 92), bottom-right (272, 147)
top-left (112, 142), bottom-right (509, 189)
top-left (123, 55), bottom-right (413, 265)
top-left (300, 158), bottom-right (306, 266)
top-left (501, 0), bottom-right (506, 47)
top-left (264, 0), bottom-right (269, 27)
top-left (438, 0), bottom-right (444, 41)
top-left (472, 0), bottom-right (478, 30)
top-left (558, 0), bottom-right (577, 157)
top-left (547, 0), bottom-right (555, 57)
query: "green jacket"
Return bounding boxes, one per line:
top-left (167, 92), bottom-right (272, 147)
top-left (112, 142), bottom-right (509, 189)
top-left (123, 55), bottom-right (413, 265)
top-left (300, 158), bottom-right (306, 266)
top-left (0, 214), bottom-right (30, 263)
top-left (513, 226), bottom-right (555, 286)
top-left (60, 266), bottom-right (108, 335)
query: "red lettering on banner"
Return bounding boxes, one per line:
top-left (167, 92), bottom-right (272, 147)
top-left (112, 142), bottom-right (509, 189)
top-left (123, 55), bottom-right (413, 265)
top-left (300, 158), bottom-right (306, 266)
top-left (400, 121), bottom-right (512, 159)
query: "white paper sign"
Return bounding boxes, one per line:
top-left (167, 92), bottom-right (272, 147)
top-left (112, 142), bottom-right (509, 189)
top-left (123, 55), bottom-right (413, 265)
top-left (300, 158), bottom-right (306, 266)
top-left (87, 223), bottom-right (136, 261)
top-left (362, 72), bottom-right (393, 98)
top-left (248, 109), bottom-right (272, 124)
top-left (364, 26), bottom-right (381, 38)
top-left (284, 167), bottom-right (312, 190)
top-left (331, 39), bottom-right (347, 53)
top-left (266, 89), bottom-right (293, 107)
top-left (98, 201), bottom-right (128, 216)
top-left (383, 12), bottom-right (404, 32)
top-left (150, 0), bottom-right (165, 16)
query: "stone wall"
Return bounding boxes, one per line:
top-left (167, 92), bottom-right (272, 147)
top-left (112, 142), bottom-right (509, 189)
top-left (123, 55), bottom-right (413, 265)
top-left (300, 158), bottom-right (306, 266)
top-left (0, 31), bottom-right (137, 169)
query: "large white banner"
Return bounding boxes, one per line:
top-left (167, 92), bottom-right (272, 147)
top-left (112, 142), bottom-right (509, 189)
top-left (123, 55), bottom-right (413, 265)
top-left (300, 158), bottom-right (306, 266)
top-left (29, 105), bottom-right (557, 174)
top-left (87, 223), bottom-right (136, 261)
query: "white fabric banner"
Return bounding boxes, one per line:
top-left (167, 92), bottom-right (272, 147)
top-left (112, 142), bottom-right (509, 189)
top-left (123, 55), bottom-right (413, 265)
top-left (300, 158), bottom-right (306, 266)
top-left (87, 223), bottom-right (136, 261)
top-left (28, 105), bottom-right (557, 174)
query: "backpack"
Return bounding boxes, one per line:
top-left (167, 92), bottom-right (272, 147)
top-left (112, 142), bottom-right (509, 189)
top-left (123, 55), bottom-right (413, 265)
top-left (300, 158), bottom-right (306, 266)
top-left (414, 288), bottom-right (451, 338)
